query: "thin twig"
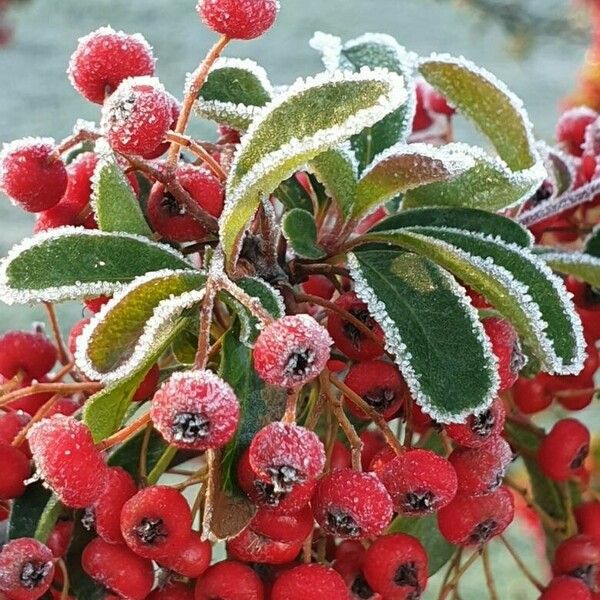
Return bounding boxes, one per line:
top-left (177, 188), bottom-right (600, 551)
top-left (165, 132), bottom-right (226, 180)
top-left (482, 546), bottom-right (499, 600)
top-left (194, 281), bottom-right (217, 370)
top-left (57, 558), bottom-right (70, 600)
top-left (219, 277), bottom-right (275, 325)
top-left (0, 381), bottom-right (102, 409)
top-left (499, 536), bottom-right (544, 591)
top-left (139, 423), bottom-right (153, 484)
top-left (12, 394), bottom-right (61, 447)
top-left (96, 413), bottom-right (151, 451)
top-left (283, 390), bottom-right (299, 424)
top-left (201, 448), bottom-right (218, 540)
top-left (439, 551), bottom-right (480, 600)
top-left (44, 303), bottom-right (69, 365)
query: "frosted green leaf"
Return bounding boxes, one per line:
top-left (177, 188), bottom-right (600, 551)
top-left (282, 208), bottom-right (326, 260)
top-left (536, 248), bottom-right (600, 287)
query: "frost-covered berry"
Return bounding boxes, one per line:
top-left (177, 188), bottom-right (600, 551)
top-left (82, 538), bottom-right (154, 600)
top-left (159, 533), bottom-right (212, 578)
top-left (250, 504), bottom-right (314, 544)
top-left (445, 397), bottom-right (506, 448)
top-left (482, 317), bottom-right (524, 392)
top-left (512, 376), bottom-right (552, 414)
top-left (271, 564), bottom-right (348, 600)
top-left (226, 526), bottom-right (304, 564)
top-left (362, 533), bottom-right (428, 600)
top-left (556, 107), bottom-right (598, 157)
top-left (27, 415), bottom-right (108, 508)
top-left (0, 538), bottom-right (54, 600)
top-left (0, 330), bottom-right (57, 380)
top-left (437, 486), bottom-right (514, 546)
top-left (195, 560), bottom-right (265, 600)
top-left (34, 201), bottom-right (89, 232)
top-left (197, 0), bottom-right (280, 40)
top-left (552, 534), bottom-right (600, 588)
top-left (151, 370), bottom-right (239, 451)
top-left (0, 442), bottom-right (31, 499)
top-left (540, 577), bottom-right (591, 600)
top-left (101, 77), bottom-right (175, 156)
top-left (148, 582), bottom-right (194, 600)
top-left (312, 468), bottom-right (394, 539)
top-left (120, 485), bottom-right (192, 562)
top-left (67, 318), bottom-right (90, 357)
top-left (538, 418), bottom-right (590, 481)
top-left (68, 26), bottom-right (155, 104)
top-left (379, 449), bottom-right (458, 515)
top-left (253, 315), bottom-right (332, 388)
top-left (343, 359), bottom-right (407, 421)
top-left (0, 139), bottom-right (68, 212)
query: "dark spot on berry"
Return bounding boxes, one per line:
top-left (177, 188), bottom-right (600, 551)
top-left (569, 564), bottom-right (595, 588)
top-left (326, 509), bottom-right (361, 537)
top-left (160, 192), bottom-right (185, 217)
top-left (351, 574), bottom-right (375, 599)
top-left (265, 465), bottom-right (303, 494)
top-left (364, 387), bottom-right (396, 412)
top-left (20, 561), bottom-right (52, 589)
top-left (172, 411), bottom-right (210, 443)
top-left (343, 308), bottom-right (377, 349)
top-left (570, 444), bottom-right (589, 470)
top-left (469, 519), bottom-right (498, 545)
top-left (402, 490), bottom-right (436, 513)
top-left (394, 561), bottom-right (420, 589)
top-left (284, 348), bottom-right (315, 379)
top-left (470, 409), bottom-right (495, 438)
top-left (134, 517), bottom-right (168, 545)
top-left (253, 479), bottom-right (285, 507)
top-left (81, 506), bottom-right (96, 531)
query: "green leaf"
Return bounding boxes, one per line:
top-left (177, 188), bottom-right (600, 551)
top-left (91, 160), bottom-right (152, 237)
top-left (0, 228), bottom-right (190, 305)
top-left (353, 143), bottom-right (476, 220)
top-left (282, 209), bottom-right (326, 260)
top-left (419, 55), bottom-right (538, 171)
top-left (273, 176), bottom-right (314, 212)
top-left (388, 513), bottom-right (454, 575)
top-left (196, 58), bottom-right (272, 131)
top-left (67, 518), bottom-right (105, 600)
top-left (536, 249), bottom-right (600, 287)
top-left (108, 429), bottom-right (170, 482)
top-left (34, 495), bottom-right (63, 543)
top-left (541, 143), bottom-right (574, 197)
top-left (372, 206), bottom-right (533, 247)
top-left (8, 482), bottom-right (52, 540)
top-left (220, 68), bottom-right (407, 271)
top-left (348, 249), bottom-right (498, 422)
top-left (403, 146), bottom-right (545, 212)
top-left (585, 226), bottom-right (600, 258)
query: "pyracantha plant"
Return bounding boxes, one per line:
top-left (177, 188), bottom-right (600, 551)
top-left (0, 1), bottom-right (599, 599)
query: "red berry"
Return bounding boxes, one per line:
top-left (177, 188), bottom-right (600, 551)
top-left (0, 139), bottom-right (67, 212)
top-left (133, 364), bottom-right (160, 401)
top-left (359, 429), bottom-right (386, 471)
top-left (553, 534), bottom-right (600, 589)
top-left (197, 0), bottom-right (279, 40)
top-left (0, 442), bottom-right (30, 499)
top-left (363, 533), bottom-right (428, 600)
top-left (540, 577), bottom-right (591, 600)
top-left (101, 77), bottom-right (174, 156)
top-left (5, 379), bottom-right (54, 416)
top-left (140, 96), bottom-right (181, 159)
top-left (482, 317), bottom-right (524, 391)
top-left (330, 440), bottom-right (352, 471)
top-left (513, 376), bottom-right (552, 414)
top-left (226, 526), bottom-right (303, 564)
top-left (540, 337), bottom-right (599, 392)
top-left (253, 315), bottom-right (332, 388)
top-left (148, 582), bottom-right (194, 600)
top-left (150, 370), bottom-right (239, 451)
top-left (445, 398), bottom-right (506, 448)
top-left (250, 504), bottom-right (314, 543)
top-left (81, 538), bottom-right (154, 600)
top-left (576, 502), bottom-right (600, 542)
top-left (27, 415), bottom-right (108, 508)
top-left (271, 564), bottom-right (348, 600)
top-left (344, 360), bottom-right (407, 421)
top-left (68, 26), bottom-right (155, 104)
top-left (437, 486), bottom-right (514, 546)
top-left (84, 295), bottom-right (111, 314)
top-left (159, 532), bottom-right (212, 577)
top-left (0, 330), bottom-right (57, 380)
top-left (67, 318), bottom-right (90, 357)
top-left (312, 468), bottom-right (393, 539)
top-left (0, 410), bottom-right (30, 444)
top-left (556, 107), bottom-right (598, 156)
top-left (449, 437), bottom-right (513, 496)
top-left (0, 538), bottom-right (55, 600)
top-left (302, 275), bottom-right (336, 300)
top-left (538, 418), bottom-right (590, 481)
top-left (425, 87), bottom-right (455, 117)
top-left (412, 81), bottom-right (434, 132)
top-left (34, 201), bottom-right (87, 232)
top-left (379, 449), bottom-right (457, 515)
top-left (368, 445), bottom-right (396, 474)
top-left (195, 560), bottom-right (265, 600)
top-left (46, 520), bottom-right (73, 558)
top-left (327, 292), bottom-right (384, 361)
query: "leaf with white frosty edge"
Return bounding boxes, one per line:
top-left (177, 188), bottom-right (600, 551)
top-left (535, 249), bottom-right (600, 288)
top-left (352, 143), bottom-right (476, 220)
top-left (220, 67), bottom-right (407, 271)
top-left (348, 249), bottom-right (499, 423)
top-left (0, 227), bottom-right (190, 305)
top-left (77, 271), bottom-right (205, 384)
top-left (282, 209), bottom-right (326, 260)
top-left (585, 226), bottom-right (600, 258)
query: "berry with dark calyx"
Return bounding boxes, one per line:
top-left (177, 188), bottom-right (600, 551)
top-left (46, 520), bottom-right (73, 558)
top-left (363, 533), bottom-right (428, 600)
top-left (0, 538), bottom-right (55, 600)
top-left (159, 532), bottom-right (212, 577)
top-left (379, 449), bottom-right (457, 515)
top-left (0, 330), bottom-right (57, 380)
top-left (449, 437), bottom-right (513, 496)
top-left (196, 0), bottom-right (280, 40)
top-left (437, 486), bottom-right (515, 546)
top-left (120, 485), bottom-right (192, 561)
top-left (312, 468), bottom-right (393, 539)
top-left (333, 541), bottom-right (376, 600)
top-left (132, 364), bottom-right (160, 401)
top-left (539, 577), bottom-right (591, 600)
top-left (27, 415), bottom-right (108, 508)
top-left (538, 418), bottom-right (590, 481)
top-left (513, 376), bottom-right (552, 414)
top-left (556, 107), bottom-right (598, 156)
top-left (327, 292), bottom-right (384, 361)
top-left (81, 538), bottom-right (154, 600)
top-left (482, 317), bottom-right (525, 392)
top-left (149, 582), bottom-right (194, 600)
top-left (150, 370), bottom-right (239, 451)
top-left (271, 564), bottom-right (348, 600)
top-left (253, 315), bottom-right (332, 388)
top-left (250, 503), bottom-right (314, 543)
top-left (344, 360), bottom-right (407, 421)
top-left (195, 560), bottom-right (265, 600)
top-left (0, 442), bottom-right (30, 499)
top-left (67, 26), bottom-right (155, 104)
top-left (302, 275), bottom-right (336, 300)
top-left (553, 534), bottom-right (600, 590)
top-left (576, 501), bottom-right (600, 543)
top-left (445, 397), bottom-right (506, 448)
top-left (226, 526), bottom-right (303, 564)
top-left (0, 139), bottom-right (68, 212)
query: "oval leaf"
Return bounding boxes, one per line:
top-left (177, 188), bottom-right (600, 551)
top-left (282, 208), bottom-right (326, 260)
top-left (536, 249), bottom-right (600, 287)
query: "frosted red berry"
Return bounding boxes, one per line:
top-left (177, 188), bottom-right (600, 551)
top-left (556, 107), bottom-right (598, 156)
top-left (379, 448), bottom-right (457, 515)
top-left (226, 526), bottom-right (303, 564)
top-left (148, 582), bottom-right (194, 600)
top-left (253, 315), bottom-right (332, 388)
top-left (34, 201), bottom-right (87, 232)
top-left (159, 533), bottom-right (212, 577)
top-left (513, 376), bottom-right (552, 414)
top-left (363, 533), bottom-right (429, 600)
top-left (27, 415), bottom-right (108, 508)
top-left (437, 486), bottom-right (515, 546)
top-left (68, 26), bottom-right (155, 104)
top-left (0, 330), bottom-right (57, 380)
top-left (327, 292), bottom-right (384, 361)
top-left (344, 360), bottom-right (407, 421)
top-left (576, 501), bottom-right (600, 542)
top-left (538, 418), bottom-right (590, 481)
top-left (271, 564), bottom-right (348, 600)
top-left (67, 318), bottom-right (90, 357)
top-left (482, 317), bottom-right (524, 391)
top-left (195, 560), bottom-right (265, 600)
top-left (151, 370), bottom-right (239, 451)
top-left (445, 397), bottom-right (506, 448)
top-left (0, 442), bottom-right (30, 499)
top-left (250, 504), bottom-right (314, 543)
top-left (553, 534), bottom-right (600, 589)
top-left (81, 538), bottom-right (154, 600)
top-left (0, 538), bottom-right (55, 600)
top-left (0, 410), bottom-right (30, 444)
top-left (540, 577), bottom-right (591, 600)
top-left (0, 139), bottom-right (68, 212)
top-left (313, 468), bottom-right (393, 539)
top-left (197, 0), bottom-right (279, 40)
top-left (133, 364), bottom-right (160, 401)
